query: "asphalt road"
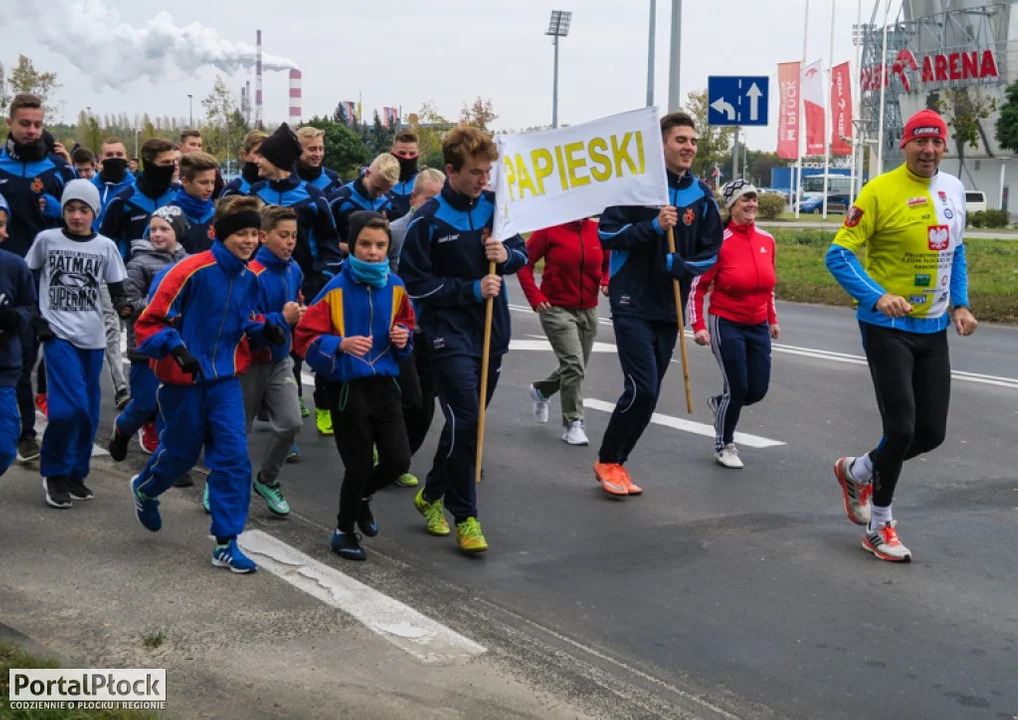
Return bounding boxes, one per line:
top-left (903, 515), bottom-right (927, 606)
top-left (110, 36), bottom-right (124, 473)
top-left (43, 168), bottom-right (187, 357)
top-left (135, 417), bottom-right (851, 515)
top-left (94, 284), bottom-right (1018, 719)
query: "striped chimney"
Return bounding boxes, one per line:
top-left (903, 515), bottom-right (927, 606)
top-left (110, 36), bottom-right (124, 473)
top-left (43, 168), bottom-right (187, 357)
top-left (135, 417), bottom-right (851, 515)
top-left (289, 68), bottom-right (302, 126)
top-left (255, 29), bottom-right (263, 128)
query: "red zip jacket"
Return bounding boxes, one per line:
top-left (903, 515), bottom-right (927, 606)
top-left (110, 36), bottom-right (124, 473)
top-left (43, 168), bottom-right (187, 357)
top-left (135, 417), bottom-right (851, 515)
top-left (518, 220), bottom-right (609, 311)
top-left (688, 222), bottom-right (778, 332)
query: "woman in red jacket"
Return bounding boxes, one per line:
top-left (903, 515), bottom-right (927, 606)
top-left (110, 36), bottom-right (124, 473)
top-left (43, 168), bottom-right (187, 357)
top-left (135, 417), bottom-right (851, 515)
top-left (688, 180), bottom-right (780, 469)
top-left (518, 219), bottom-right (608, 446)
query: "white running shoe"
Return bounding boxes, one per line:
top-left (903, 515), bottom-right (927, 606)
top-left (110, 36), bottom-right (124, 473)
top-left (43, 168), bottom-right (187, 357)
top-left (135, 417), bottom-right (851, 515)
top-left (529, 385), bottom-right (550, 423)
top-left (562, 420), bottom-right (589, 446)
top-left (714, 444), bottom-right (744, 469)
top-left (862, 521), bottom-right (912, 562)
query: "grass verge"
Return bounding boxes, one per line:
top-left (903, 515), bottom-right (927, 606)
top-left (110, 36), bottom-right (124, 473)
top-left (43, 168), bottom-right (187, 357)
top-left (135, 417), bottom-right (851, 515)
top-left (772, 229), bottom-right (1018, 323)
top-left (0, 642), bottom-right (159, 720)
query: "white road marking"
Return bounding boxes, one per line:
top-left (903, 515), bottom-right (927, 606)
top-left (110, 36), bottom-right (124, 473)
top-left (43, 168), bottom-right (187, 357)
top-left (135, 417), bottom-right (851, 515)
top-left (238, 529), bottom-right (487, 665)
top-left (511, 338), bottom-right (617, 353)
top-left (583, 398), bottom-right (785, 449)
top-left (508, 304), bottom-right (1018, 391)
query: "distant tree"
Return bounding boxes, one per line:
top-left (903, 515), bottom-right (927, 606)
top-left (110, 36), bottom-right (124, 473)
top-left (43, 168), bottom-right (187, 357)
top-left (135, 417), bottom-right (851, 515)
top-left (460, 97), bottom-right (497, 132)
top-left (369, 110), bottom-right (395, 156)
top-left (683, 89), bottom-right (736, 179)
top-left (6, 55), bottom-right (61, 118)
top-left (748, 150), bottom-right (781, 187)
top-left (416, 101), bottom-right (452, 169)
top-left (201, 75), bottom-right (248, 162)
top-left (305, 116), bottom-right (371, 180)
top-left (333, 102), bottom-right (350, 126)
top-left (995, 80), bottom-right (1018, 156)
top-left (933, 87), bottom-right (997, 185)
top-left (139, 114), bottom-right (160, 143)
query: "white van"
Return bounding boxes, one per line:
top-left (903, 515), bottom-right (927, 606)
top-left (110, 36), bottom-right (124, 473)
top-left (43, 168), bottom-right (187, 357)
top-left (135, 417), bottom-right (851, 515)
top-left (965, 190), bottom-right (987, 213)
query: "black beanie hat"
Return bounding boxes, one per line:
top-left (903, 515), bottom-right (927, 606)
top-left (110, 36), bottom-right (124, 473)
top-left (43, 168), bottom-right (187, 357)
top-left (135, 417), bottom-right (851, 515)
top-left (257, 123), bottom-right (302, 171)
top-left (150, 205), bottom-right (192, 245)
top-left (347, 210), bottom-right (390, 248)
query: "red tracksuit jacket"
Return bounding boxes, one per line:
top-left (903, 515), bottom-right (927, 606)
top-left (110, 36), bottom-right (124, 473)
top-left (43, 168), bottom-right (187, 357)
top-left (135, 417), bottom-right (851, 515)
top-left (688, 222), bottom-right (778, 332)
top-left (518, 219), bottom-right (609, 311)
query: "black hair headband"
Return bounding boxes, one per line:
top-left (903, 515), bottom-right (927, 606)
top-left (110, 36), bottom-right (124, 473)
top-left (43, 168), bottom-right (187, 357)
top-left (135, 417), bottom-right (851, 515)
top-left (213, 210), bottom-right (262, 243)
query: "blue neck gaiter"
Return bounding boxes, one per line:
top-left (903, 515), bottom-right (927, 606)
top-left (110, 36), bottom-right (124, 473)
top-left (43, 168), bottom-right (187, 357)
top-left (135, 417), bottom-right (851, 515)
top-left (347, 256), bottom-right (390, 289)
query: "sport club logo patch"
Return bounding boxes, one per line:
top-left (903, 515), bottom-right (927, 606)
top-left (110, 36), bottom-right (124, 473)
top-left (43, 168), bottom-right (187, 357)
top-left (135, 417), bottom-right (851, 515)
top-left (683, 207), bottom-right (695, 226)
top-left (907, 196), bottom-right (928, 208)
top-left (937, 191), bottom-right (948, 203)
top-left (207, 225), bottom-right (216, 240)
top-left (844, 206), bottom-right (864, 228)
top-left (30, 177), bottom-right (43, 194)
top-left (927, 225), bottom-right (950, 251)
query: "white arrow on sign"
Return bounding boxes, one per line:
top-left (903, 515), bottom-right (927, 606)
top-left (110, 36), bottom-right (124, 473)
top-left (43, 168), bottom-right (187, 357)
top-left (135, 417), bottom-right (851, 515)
top-left (746, 82), bottom-right (763, 121)
top-left (710, 97), bottom-right (735, 121)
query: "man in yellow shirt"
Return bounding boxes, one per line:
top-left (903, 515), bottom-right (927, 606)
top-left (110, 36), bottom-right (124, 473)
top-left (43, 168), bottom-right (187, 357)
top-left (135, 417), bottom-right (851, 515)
top-left (824, 108), bottom-right (978, 563)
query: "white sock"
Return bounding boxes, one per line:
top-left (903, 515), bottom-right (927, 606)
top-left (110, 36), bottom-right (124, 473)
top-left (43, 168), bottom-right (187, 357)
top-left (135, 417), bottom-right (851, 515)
top-left (851, 454), bottom-right (874, 483)
top-left (869, 504), bottom-right (893, 530)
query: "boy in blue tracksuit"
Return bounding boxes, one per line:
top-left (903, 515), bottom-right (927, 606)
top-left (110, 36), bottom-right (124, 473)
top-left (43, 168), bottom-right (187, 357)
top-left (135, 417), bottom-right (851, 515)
top-left (26, 180), bottom-right (129, 508)
top-left (130, 195), bottom-right (289, 573)
top-left (388, 129), bottom-right (421, 220)
top-left (167, 151), bottom-right (218, 254)
top-left (100, 138), bottom-right (177, 260)
top-left (91, 137), bottom-right (136, 231)
top-left (295, 210), bottom-right (415, 561)
top-left (329, 154), bottom-right (398, 255)
top-left (0, 194), bottom-right (37, 475)
top-left (108, 206), bottom-right (189, 462)
top-left (593, 112), bottom-right (724, 497)
top-left (399, 126), bottom-right (527, 555)
top-left (239, 205), bottom-right (305, 518)
top-left (296, 126), bottom-right (342, 198)
top-left (220, 130), bottom-right (267, 199)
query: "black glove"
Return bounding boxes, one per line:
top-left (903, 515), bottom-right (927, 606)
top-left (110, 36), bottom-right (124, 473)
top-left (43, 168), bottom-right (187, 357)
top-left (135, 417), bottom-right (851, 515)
top-left (262, 321), bottom-right (287, 346)
top-left (0, 307), bottom-right (21, 333)
top-left (31, 315), bottom-right (55, 342)
top-left (170, 345), bottom-right (204, 382)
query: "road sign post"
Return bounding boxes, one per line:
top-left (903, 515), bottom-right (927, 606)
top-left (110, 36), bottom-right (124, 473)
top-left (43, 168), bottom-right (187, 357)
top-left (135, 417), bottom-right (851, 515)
top-left (707, 76), bottom-right (769, 127)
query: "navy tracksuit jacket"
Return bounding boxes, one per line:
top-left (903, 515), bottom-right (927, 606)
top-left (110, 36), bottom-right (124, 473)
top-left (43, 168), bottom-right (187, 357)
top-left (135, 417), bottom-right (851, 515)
top-left (399, 182), bottom-right (527, 522)
top-left (0, 149), bottom-right (76, 257)
top-left (0, 247), bottom-right (36, 474)
top-left (100, 183), bottom-right (177, 260)
top-left (388, 173), bottom-right (417, 220)
top-left (298, 166), bottom-right (342, 199)
top-left (596, 170), bottom-right (724, 465)
top-left (330, 177), bottom-right (394, 251)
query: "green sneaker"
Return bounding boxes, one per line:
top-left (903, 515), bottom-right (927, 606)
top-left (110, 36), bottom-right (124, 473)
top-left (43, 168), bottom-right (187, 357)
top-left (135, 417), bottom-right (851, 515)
top-left (316, 408), bottom-right (334, 436)
top-left (395, 472), bottom-right (419, 488)
top-left (299, 397), bottom-right (310, 418)
top-left (202, 482), bottom-right (210, 514)
top-left (456, 517), bottom-right (488, 553)
top-left (373, 445), bottom-right (379, 468)
top-left (414, 487), bottom-right (450, 536)
top-left (253, 474), bottom-right (290, 516)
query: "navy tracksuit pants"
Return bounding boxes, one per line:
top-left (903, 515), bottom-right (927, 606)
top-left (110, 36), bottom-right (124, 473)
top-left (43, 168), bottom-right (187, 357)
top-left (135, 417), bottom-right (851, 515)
top-left (708, 316), bottom-right (771, 450)
top-left (133, 378), bottom-right (251, 540)
top-left (598, 316), bottom-right (678, 465)
top-left (40, 339), bottom-right (104, 482)
top-left (0, 386), bottom-right (20, 475)
top-left (116, 362), bottom-right (160, 437)
top-left (422, 353), bottom-right (502, 524)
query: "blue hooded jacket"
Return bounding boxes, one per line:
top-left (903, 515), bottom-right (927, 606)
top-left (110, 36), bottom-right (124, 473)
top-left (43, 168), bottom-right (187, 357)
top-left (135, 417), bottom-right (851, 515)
top-left (249, 245), bottom-right (304, 363)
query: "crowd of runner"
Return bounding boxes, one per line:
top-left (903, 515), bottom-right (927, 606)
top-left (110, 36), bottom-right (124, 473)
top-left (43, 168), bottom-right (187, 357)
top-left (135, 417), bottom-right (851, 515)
top-left (0, 92), bottom-right (977, 571)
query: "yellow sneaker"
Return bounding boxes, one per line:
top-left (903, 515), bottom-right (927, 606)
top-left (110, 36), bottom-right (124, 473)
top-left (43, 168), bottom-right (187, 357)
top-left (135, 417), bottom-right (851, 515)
top-left (316, 408), bottom-right (334, 436)
top-left (456, 517), bottom-right (488, 554)
top-left (414, 487), bottom-right (450, 536)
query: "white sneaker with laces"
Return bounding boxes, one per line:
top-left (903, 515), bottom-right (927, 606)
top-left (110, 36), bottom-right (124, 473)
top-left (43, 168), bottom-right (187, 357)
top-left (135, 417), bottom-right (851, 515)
top-left (714, 444), bottom-right (744, 469)
top-left (529, 385), bottom-right (550, 423)
top-left (562, 420), bottom-right (589, 446)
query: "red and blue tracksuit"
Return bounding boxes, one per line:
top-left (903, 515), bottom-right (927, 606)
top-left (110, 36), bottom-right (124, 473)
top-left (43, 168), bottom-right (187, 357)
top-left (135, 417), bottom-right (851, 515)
top-left (398, 183), bottom-right (527, 523)
top-left (596, 170), bottom-right (724, 465)
top-left (133, 241), bottom-right (275, 541)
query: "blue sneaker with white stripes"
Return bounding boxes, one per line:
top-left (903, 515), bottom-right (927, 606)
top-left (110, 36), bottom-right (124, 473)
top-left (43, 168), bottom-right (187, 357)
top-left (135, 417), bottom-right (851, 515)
top-left (211, 539), bottom-right (257, 573)
top-left (131, 474), bottom-right (161, 532)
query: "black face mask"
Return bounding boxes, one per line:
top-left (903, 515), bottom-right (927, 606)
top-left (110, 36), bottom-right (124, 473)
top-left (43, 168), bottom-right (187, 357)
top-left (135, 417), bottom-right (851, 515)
top-left (5, 134), bottom-right (47, 163)
top-left (299, 162), bottom-right (323, 181)
top-left (100, 157), bottom-right (129, 183)
top-left (394, 154), bottom-right (418, 183)
top-left (242, 161), bottom-right (260, 184)
top-left (139, 162), bottom-right (175, 197)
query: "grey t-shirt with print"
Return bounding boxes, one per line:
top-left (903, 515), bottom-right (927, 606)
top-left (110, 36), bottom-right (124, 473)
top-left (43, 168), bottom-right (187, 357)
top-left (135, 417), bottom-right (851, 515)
top-left (25, 228), bottom-right (128, 350)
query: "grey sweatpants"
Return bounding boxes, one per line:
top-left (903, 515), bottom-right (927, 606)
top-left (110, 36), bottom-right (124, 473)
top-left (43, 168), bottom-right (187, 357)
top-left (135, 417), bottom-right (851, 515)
top-left (100, 282), bottom-right (127, 394)
top-left (241, 356), bottom-right (303, 484)
top-left (532, 306), bottom-right (599, 424)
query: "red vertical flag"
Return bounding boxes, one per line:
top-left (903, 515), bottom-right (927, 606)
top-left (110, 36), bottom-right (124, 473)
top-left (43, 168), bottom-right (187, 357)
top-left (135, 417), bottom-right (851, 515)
top-left (802, 60), bottom-right (826, 155)
top-left (777, 62), bottom-right (800, 159)
top-left (830, 62), bottom-right (853, 156)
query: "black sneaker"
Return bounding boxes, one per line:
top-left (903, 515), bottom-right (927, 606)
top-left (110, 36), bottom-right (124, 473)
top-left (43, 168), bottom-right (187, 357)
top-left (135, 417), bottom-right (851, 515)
top-left (357, 498), bottom-right (378, 537)
top-left (17, 436), bottom-right (41, 463)
top-left (108, 427), bottom-right (129, 462)
top-left (67, 481), bottom-right (94, 501)
top-left (330, 529), bottom-right (366, 561)
top-left (114, 388), bottom-right (131, 410)
top-left (43, 477), bottom-right (72, 509)
top-left (173, 472), bottom-right (194, 488)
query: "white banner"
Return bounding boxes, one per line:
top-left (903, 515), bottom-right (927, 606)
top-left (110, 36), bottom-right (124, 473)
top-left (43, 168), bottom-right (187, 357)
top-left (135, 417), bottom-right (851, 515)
top-left (493, 107), bottom-right (668, 240)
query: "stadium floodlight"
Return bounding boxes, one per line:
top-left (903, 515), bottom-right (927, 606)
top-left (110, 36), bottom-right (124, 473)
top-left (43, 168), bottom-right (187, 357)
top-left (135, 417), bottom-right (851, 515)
top-left (546, 10), bottom-right (573, 128)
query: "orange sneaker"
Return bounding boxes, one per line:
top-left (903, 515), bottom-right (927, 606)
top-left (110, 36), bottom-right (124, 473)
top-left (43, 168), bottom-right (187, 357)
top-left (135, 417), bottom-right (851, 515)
top-left (620, 467), bottom-right (643, 496)
top-left (593, 461), bottom-right (629, 497)
top-left (34, 393), bottom-right (47, 418)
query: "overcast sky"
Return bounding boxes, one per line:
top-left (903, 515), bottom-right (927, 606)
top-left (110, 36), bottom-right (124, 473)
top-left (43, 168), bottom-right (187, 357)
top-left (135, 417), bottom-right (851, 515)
top-left (0, 0), bottom-right (882, 152)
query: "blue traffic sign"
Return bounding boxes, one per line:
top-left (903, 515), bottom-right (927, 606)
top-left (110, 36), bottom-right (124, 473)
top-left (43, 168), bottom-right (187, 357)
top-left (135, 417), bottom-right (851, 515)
top-left (707, 76), bottom-right (769, 127)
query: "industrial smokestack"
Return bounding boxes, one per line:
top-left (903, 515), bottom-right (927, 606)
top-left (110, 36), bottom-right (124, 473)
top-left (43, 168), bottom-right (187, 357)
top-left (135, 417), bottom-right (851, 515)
top-left (256, 29), bottom-right (263, 129)
top-left (289, 69), bottom-right (303, 126)
top-left (245, 80), bottom-right (252, 125)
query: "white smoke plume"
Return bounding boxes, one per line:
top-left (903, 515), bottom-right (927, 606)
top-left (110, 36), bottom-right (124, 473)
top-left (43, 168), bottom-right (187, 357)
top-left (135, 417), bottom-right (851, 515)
top-left (8, 0), bottom-right (296, 90)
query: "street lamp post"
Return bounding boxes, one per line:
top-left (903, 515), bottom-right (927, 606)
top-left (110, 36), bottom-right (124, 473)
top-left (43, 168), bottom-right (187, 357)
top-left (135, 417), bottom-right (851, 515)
top-left (187, 94), bottom-right (193, 128)
top-left (546, 10), bottom-right (572, 129)
top-left (667, 0), bottom-right (682, 111)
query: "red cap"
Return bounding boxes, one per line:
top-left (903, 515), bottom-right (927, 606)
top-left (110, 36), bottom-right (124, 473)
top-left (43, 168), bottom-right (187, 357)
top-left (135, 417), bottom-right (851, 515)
top-left (900, 109), bottom-right (948, 149)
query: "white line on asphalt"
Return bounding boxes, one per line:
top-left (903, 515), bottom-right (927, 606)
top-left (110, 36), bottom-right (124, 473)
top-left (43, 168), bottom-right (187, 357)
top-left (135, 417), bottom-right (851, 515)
top-left (508, 304), bottom-right (1018, 390)
top-left (237, 529), bottom-right (487, 665)
top-left (583, 398), bottom-right (785, 448)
